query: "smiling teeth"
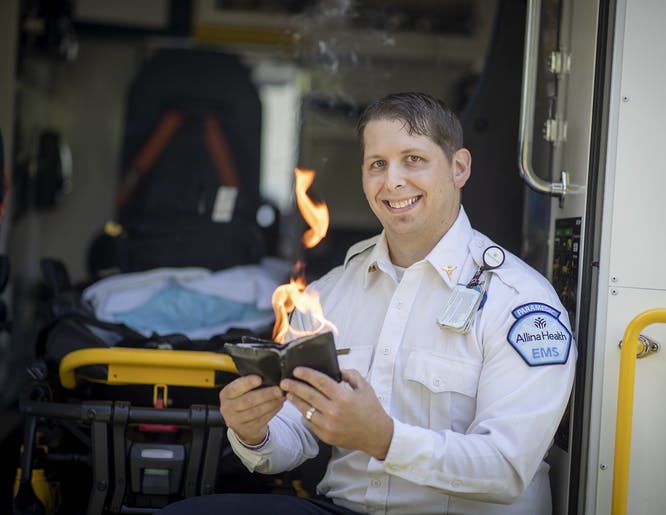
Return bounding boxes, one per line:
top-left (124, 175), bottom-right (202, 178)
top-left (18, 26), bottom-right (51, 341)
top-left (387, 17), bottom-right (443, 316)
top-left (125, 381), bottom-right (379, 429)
top-left (388, 197), bottom-right (418, 209)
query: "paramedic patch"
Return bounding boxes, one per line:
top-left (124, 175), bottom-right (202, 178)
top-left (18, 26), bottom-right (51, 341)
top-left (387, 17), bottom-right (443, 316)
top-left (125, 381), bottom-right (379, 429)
top-left (507, 303), bottom-right (571, 366)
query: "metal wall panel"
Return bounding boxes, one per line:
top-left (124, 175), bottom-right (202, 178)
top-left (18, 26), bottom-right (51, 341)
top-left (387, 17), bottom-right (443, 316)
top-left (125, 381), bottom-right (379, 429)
top-left (594, 288), bottom-right (666, 514)
top-left (606, 0), bottom-right (666, 292)
top-left (592, 0), bottom-right (666, 512)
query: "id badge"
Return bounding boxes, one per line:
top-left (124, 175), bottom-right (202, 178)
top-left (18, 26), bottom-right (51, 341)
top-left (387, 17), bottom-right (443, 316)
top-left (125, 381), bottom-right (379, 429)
top-left (437, 282), bottom-right (486, 334)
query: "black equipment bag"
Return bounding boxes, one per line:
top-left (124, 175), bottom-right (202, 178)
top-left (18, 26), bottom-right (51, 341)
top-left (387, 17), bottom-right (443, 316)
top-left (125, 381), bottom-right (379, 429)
top-left (89, 48), bottom-right (266, 277)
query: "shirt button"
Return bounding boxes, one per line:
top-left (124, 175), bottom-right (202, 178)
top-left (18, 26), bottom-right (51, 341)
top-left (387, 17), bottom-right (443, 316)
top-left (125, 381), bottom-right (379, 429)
top-left (433, 378), bottom-right (441, 387)
top-left (452, 480), bottom-right (462, 488)
top-left (377, 394), bottom-right (384, 401)
top-left (383, 347), bottom-right (390, 355)
top-left (396, 301), bottom-right (403, 310)
top-left (371, 479), bottom-right (382, 488)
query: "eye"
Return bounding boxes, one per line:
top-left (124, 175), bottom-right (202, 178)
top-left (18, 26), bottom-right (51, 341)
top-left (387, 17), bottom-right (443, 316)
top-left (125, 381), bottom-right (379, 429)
top-left (370, 159), bottom-right (386, 169)
top-left (407, 155), bottom-right (423, 164)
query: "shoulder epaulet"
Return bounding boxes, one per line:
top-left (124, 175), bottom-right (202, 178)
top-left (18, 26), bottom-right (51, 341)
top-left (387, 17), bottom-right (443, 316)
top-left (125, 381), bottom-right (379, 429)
top-left (468, 234), bottom-right (552, 296)
top-left (344, 235), bottom-right (380, 267)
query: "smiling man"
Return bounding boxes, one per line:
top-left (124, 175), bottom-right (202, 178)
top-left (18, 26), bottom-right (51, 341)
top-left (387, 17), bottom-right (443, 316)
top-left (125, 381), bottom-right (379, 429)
top-left (360, 105), bottom-right (470, 267)
top-left (158, 92), bottom-right (576, 515)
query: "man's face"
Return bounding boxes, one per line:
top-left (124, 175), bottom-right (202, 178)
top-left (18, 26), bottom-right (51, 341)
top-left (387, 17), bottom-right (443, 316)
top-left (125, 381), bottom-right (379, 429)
top-left (361, 118), bottom-right (470, 253)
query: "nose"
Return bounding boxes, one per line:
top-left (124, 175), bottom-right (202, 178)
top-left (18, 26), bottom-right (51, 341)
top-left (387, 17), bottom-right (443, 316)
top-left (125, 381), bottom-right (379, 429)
top-left (385, 163), bottom-right (406, 190)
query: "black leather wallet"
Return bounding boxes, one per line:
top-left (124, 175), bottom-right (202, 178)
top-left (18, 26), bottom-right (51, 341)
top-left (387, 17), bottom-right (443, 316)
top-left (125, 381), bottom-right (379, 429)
top-left (224, 331), bottom-right (341, 387)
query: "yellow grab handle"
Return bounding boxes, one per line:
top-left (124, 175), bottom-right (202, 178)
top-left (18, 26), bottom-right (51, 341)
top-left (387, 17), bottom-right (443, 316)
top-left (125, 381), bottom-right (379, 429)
top-left (59, 347), bottom-right (238, 389)
top-left (612, 308), bottom-right (666, 515)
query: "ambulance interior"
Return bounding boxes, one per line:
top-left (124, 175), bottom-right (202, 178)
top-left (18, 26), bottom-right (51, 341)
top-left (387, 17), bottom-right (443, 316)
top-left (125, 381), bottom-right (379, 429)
top-left (0, 0), bottom-right (664, 514)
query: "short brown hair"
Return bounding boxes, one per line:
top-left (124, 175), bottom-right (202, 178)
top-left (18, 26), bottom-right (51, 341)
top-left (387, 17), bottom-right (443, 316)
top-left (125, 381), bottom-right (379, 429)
top-left (356, 92), bottom-right (463, 159)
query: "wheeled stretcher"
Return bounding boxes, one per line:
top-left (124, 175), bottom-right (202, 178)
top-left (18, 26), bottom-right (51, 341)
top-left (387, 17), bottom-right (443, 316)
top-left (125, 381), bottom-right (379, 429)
top-left (15, 344), bottom-right (250, 514)
top-left (11, 262), bottom-right (318, 515)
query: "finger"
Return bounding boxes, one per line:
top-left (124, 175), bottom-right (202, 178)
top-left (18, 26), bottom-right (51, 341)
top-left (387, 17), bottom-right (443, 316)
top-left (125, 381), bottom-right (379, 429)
top-left (340, 368), bottom-right (366, 390)
top-left (280, 377), bottom-right (330, 410)
top-left (235, 395), bottom-right (285, 424)
top-left (291, 367), bottom-right (340, 397)
top-left (223, 385), bottom-right (283, 415)
top-left (285, 392), bottom-right (320, 425)
top-left (285, 391), bottom-right (309, 415)
top-left (221, 375), bottom-right (263, 399)
top-left (239, 388), bottom-right (284, 409)
top-left (221, 394), bottom-right (284, 434)
top-left (286, 381), bottom-right (330, 413)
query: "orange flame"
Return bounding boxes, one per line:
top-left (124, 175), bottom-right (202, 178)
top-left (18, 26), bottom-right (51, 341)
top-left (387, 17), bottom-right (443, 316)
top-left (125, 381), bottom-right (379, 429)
top-left (271, 168), bottom-right (336, 342)
top-left (271, 263), bottom-right (337, 343)
top-left (294, 168), bottom-right (329, 248)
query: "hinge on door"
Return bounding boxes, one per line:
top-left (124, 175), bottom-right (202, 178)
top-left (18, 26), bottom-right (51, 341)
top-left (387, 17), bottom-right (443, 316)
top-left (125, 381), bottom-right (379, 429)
top-left (547, 51), bottom-right (572, 75)
top-left (543, 118), bottom-right (568, 144)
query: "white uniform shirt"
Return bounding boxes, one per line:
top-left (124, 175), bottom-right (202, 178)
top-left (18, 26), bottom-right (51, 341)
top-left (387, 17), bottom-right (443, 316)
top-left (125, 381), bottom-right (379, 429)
top-left (229, 208), bottom-right (576, 515)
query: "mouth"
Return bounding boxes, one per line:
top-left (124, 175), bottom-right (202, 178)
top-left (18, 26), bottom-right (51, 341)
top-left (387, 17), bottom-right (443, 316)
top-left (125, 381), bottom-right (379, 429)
top-left (383, 195), bottom-right (421, 211)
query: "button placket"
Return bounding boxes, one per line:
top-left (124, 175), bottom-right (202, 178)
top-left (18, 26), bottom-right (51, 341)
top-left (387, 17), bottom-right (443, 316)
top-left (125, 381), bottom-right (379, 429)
top-left (371, 267), bottom-right (422, 418)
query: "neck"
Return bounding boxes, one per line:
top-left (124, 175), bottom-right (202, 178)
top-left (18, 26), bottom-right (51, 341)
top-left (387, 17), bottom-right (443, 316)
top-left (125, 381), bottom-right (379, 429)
top-left (387, 242), bottom-right (430, 268)
top-left (387, 205), bottom-right (460, 267)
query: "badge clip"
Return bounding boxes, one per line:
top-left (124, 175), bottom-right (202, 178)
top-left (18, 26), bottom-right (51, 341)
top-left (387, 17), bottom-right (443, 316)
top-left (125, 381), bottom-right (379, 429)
top-left (437, 246), bottom-right (504, 334)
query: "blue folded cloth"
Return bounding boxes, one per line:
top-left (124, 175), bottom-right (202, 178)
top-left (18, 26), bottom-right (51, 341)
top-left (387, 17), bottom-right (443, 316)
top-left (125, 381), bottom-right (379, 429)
top-left (113, 282), bottom-right (273, 335)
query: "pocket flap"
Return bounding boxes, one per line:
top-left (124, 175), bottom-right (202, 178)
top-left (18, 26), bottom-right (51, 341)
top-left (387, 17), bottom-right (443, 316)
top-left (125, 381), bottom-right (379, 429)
top-left (405, 351), bottom-right (480, 397)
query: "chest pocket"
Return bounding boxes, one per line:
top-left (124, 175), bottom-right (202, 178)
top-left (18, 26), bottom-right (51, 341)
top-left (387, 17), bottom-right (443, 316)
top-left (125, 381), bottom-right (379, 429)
top-left (404, 350), bottom-right (481, 431)
top-left (337, 345), bottom-right (374, 378)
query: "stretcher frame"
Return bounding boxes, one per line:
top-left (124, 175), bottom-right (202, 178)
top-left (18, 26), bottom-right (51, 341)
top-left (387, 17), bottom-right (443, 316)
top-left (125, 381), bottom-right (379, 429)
top-left (18, 347), bottom-right (239, 514)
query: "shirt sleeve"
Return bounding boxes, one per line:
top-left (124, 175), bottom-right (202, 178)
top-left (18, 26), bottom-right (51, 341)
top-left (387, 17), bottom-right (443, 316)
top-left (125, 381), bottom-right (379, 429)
top-left (228, 400), bottom-right (320, 473)
top-left (381, 280), bottom-right (577, 504)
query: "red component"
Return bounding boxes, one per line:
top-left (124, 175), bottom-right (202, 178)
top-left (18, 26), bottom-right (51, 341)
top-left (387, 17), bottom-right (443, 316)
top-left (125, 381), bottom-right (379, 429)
top-left (139, 395), bottom-right (178, 433)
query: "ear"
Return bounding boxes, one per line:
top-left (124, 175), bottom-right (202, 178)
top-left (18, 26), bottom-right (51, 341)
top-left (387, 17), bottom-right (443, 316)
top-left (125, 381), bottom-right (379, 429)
top-left (451, 148), bottom-right (471, 189)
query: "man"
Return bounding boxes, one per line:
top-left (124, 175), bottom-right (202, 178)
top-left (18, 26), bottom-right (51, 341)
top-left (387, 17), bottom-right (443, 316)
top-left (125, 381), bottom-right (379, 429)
top-left (158, 92), bottom-right (576, 514)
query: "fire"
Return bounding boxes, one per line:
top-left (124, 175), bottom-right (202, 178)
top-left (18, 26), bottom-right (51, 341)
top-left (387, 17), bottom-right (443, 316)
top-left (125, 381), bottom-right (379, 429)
top-left (271, 264), bottom-right (337, 343)
top-left (271, 168), bottom-right (336, 342)
top-left (294, 168), bottom-right (329, 248)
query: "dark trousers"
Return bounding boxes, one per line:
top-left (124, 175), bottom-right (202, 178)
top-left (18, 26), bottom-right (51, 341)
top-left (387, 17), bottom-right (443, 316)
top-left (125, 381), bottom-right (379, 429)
top-left (155, 493), bottom-right (362, 515)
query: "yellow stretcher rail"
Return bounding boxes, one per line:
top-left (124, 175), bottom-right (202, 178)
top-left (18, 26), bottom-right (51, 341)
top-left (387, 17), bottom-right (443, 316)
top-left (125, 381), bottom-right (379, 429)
top-left (612, 308), bottom-right (666, 515)
top-left (59, 347), bottom-right (238, 389)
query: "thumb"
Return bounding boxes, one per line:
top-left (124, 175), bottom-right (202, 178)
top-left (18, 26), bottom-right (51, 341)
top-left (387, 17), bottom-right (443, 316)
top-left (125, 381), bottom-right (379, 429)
top-left (341, 368), bottom-right (367, 390)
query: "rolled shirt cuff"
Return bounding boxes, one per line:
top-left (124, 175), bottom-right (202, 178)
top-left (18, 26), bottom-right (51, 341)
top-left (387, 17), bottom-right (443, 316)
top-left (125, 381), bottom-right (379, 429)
top-left (235, 427), bottom-right (271, 450)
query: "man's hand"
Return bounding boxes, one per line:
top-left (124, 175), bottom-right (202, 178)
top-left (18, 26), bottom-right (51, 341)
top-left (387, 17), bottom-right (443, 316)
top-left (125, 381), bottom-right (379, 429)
top-left (280, 368), bottom-right (394, 460)
top-left (219, 375), bottom-right (285, 446)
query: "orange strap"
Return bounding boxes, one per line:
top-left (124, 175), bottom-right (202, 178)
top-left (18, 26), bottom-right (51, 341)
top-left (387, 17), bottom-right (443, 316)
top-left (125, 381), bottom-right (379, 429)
top-left (116, 110), bottom-right (240, 209)
top-left (203, 114), bottom-right (240, 188)
top-left (116, 110), bottom-right (184, 208)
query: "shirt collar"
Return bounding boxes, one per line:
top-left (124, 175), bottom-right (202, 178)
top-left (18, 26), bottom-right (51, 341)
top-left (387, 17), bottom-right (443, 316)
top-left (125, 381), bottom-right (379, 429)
top-left (362, 233), bottom-right (397, 288)
top-left (424, 207), bottom-right (475, 288)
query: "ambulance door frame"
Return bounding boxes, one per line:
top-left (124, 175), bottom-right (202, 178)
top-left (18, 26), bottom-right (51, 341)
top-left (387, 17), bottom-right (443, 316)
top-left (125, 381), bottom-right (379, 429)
top-left (566, 0), bottom-right (617, 513)
top-left (515, 0), bottom-right (616, 512)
